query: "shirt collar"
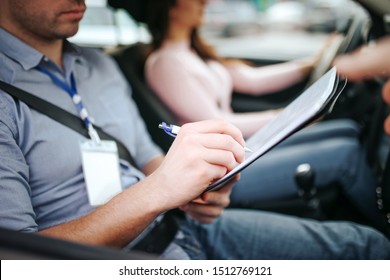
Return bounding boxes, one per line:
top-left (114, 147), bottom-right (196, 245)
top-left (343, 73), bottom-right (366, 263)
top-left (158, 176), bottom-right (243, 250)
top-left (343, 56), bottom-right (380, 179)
top-left (0, 28), bottom-right (86, 71)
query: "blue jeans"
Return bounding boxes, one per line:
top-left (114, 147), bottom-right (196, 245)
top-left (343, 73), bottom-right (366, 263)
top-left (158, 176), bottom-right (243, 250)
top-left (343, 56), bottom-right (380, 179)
top-left (164, 209), bottom-right (390, 259)
top-left (231, 119), bottom-right (381, 226)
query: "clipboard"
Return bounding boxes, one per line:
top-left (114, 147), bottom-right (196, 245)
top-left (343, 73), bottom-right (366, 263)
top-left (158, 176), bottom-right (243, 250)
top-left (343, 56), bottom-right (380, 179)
top-left (206, 67), bottom-right (345, 192)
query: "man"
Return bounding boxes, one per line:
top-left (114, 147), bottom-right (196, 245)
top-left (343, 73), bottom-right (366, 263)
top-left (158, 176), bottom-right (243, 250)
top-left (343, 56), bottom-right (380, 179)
top-left (0, 0), bottom-right (388, 259)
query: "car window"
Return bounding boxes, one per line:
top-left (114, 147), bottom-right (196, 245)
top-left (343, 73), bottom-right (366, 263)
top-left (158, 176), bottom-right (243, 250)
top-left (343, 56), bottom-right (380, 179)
top-left (69, 0), bottom-right (150, 48)
top-left (69, 0), bottom-right (363, 61)
top-left (201, 0), bottom-right (364, 61)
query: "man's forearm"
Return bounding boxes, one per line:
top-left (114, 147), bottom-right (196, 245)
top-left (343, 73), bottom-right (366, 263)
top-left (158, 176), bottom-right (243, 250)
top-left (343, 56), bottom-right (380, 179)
top-left (39, 179), bottom-right (163, 248)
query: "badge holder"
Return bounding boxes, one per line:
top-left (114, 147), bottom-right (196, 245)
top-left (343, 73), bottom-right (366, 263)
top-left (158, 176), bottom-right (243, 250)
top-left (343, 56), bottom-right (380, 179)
top-left (80, 139), bottom-right (122, 206)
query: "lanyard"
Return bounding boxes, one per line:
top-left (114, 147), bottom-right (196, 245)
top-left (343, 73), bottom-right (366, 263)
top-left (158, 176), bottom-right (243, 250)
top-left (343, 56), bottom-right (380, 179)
top-left (36, 66), bottom-right (101, 143)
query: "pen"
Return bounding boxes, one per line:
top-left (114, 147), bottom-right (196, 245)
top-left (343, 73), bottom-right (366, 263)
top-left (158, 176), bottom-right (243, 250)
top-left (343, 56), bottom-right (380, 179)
top-left (158, 122), bottom-right (253, 153)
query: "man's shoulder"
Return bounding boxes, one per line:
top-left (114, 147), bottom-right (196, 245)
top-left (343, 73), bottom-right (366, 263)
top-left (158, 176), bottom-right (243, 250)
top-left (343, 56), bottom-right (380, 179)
top-left (0, 85), bottom-right (20, 136)
top-left (0, 52), bottom-right (17, 83)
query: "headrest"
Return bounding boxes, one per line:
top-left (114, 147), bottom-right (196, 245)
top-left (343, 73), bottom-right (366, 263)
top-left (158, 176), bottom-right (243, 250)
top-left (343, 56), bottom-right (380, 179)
top-left (107, 0), bottom-right (148, 23)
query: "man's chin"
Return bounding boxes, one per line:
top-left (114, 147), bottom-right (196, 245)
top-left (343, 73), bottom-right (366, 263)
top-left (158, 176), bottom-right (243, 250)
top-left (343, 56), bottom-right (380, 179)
top-left (54, 25), bottom-right (80, 39)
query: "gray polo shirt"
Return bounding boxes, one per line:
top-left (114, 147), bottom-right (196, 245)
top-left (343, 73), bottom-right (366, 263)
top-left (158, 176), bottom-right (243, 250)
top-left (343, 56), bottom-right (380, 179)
top-left (0, 28), bottom-right (163, 232)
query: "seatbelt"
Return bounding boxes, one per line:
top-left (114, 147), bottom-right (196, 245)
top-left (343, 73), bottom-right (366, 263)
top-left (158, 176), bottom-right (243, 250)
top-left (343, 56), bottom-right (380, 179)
top-left (0, 80), bottom-right (137, 167)
top-left (132, 209), bottom-right (184, 254)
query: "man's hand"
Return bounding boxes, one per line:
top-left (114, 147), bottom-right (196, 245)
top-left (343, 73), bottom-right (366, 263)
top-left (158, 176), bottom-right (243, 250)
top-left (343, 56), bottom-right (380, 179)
top-left (179, 175), bottom-right (239, 223)
top-left (334, 36), bottom-right (390, 135)
top-left (146, 119), bottom-right (246, 213)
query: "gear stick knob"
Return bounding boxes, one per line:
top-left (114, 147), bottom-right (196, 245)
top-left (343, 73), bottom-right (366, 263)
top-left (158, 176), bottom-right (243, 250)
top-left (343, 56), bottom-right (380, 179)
top-left (295, 163), bottom-right (316, 200)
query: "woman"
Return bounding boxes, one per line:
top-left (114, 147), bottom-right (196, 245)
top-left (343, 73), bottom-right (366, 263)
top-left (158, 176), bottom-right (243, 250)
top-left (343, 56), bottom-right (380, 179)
top-left (145, 0), bottom-right (318, 138)
top-left (142, 0), bottom-right (383, 228)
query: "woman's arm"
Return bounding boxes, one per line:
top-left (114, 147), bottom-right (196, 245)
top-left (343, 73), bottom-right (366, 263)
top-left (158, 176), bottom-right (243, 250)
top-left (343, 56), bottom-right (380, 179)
top-left (227, 34), bottom-right (346, 95)
top-left (226, 59), bottom-right (312, 95)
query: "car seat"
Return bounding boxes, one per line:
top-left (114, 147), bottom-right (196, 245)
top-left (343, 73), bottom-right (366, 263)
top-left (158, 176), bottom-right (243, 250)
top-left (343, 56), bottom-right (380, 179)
top-left (111, 43), bottom-right (177, 153)
top-left (0, 227), bottom-right (155, 259)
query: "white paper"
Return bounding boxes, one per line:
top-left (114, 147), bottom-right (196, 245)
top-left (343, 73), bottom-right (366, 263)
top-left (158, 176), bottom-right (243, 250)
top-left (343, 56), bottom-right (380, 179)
top-left (206, 67), bottom-right (339, 191)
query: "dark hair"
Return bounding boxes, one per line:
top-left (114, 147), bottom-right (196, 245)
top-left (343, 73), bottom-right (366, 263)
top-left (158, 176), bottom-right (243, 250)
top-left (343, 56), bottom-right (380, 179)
top-left (146, 0), bottom-right (221, 62)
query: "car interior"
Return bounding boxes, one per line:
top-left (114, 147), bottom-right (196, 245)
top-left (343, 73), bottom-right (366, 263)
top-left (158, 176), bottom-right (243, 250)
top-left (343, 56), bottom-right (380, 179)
top-left (1, 0), bottom-right (390, 259)
top-left (107, 0), bottom-right (389, 223)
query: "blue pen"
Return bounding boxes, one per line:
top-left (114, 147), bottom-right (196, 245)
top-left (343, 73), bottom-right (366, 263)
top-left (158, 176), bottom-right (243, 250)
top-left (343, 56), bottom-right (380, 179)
top-left (158, 122), bottom-right (253, 153)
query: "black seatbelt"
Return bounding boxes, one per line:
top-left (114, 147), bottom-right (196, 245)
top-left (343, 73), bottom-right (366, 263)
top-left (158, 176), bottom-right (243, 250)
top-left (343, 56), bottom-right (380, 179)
top-left (0, 80), bottom-right (137, 167)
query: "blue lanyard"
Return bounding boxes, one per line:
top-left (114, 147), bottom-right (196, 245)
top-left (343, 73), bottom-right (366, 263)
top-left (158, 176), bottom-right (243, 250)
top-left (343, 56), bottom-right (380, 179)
top-left (36, 66), bottom-right (101, 143)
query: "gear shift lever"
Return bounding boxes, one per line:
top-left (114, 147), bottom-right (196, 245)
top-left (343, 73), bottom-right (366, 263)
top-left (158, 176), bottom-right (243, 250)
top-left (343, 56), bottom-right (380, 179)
top-left (295, 163), bottom-right (323, 219)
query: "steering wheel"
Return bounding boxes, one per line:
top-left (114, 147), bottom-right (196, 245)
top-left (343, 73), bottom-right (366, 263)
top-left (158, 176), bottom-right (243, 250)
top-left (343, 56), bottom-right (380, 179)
top-left (306, 9), bottom-right (369, 86)
top-left (306, 34), bottom-right (345, 86)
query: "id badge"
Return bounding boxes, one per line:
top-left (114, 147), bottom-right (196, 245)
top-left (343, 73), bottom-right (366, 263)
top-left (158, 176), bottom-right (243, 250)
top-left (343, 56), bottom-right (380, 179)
top-left (80, 140), bottom-right (122, 206)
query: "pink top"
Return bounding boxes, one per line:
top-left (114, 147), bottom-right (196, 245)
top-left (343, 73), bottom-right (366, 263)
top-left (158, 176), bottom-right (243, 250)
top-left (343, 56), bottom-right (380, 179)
top-left (145, 40), bottom-right (305, 138)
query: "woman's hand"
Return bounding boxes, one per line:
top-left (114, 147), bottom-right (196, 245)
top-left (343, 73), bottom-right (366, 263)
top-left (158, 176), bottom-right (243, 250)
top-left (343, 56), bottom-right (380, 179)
top-left (298, 33), bottom-right (343, 77)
